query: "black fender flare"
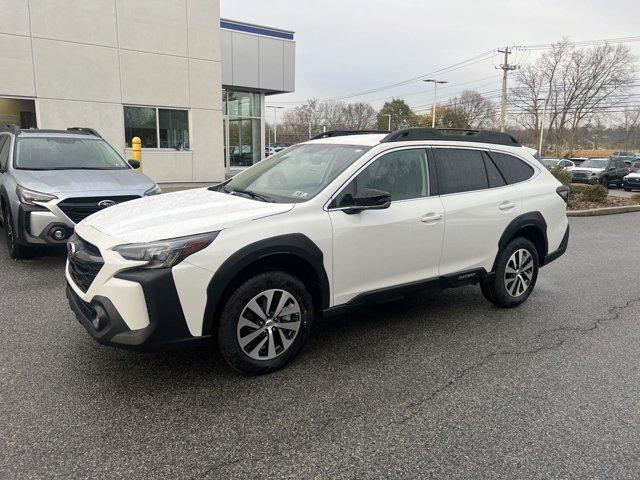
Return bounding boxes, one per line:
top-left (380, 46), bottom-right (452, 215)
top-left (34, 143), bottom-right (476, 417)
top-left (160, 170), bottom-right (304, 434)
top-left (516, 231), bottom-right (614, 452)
top-left (493, 212), bottom-right (548, 272)
top-left (201, 233), bottom-right (330, 336)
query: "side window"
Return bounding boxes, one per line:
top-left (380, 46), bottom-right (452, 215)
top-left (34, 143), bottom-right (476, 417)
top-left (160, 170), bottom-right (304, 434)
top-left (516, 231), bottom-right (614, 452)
top-left (434, 148), bottom-right (488, 195)
top-left (482, 152), bottom-right (507, 188)
top-left (489, 152), bottom-right (535, 184)
top-left (331, 149), bottom-right (428, 208)
top-left (0, 136), bottom-right (10, 170)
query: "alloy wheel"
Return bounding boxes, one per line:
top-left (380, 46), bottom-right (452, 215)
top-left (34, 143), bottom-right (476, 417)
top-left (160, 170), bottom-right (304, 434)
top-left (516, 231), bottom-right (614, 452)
top-left (504, 249), bottom-right (534, 298)
top-left (236, 289), bottom-right (302, 361)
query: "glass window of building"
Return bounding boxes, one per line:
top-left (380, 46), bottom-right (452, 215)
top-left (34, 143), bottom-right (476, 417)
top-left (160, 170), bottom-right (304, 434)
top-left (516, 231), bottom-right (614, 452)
top-left (124, 106), bottom-right (190, 149)
top-left (223, 90), bottom-right (262, 168)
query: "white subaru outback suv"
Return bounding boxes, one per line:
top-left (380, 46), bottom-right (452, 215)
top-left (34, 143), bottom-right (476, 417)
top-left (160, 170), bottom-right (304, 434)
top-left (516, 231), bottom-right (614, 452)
top-left (66, 128), bottom-right (569, 375)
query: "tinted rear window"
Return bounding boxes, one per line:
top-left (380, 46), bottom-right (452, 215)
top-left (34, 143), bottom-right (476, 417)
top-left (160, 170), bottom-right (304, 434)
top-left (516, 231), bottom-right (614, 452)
top-left (434, 148), bottom-right (488, 194)
top-left (489, 152), bottom-right (535, 184)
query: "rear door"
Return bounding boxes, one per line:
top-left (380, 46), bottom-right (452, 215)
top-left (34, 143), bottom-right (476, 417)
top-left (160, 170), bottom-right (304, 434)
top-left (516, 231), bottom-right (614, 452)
top-left (435, 147), bottom-right (526, 275)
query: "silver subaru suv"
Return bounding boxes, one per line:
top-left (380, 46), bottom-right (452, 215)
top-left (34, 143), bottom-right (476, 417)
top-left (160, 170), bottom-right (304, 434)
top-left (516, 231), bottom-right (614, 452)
top-left (0, 125), bottom-right (159, 258)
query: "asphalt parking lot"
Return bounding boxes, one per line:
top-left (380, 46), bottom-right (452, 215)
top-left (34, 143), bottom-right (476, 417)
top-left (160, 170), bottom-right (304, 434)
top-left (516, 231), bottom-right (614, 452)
top-left (2, 215), bottom-right (640, 479)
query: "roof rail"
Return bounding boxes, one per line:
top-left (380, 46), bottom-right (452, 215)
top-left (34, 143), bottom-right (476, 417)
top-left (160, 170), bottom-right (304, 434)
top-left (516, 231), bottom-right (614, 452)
top-left (0, 124), bottom-right (21, 135)
top-left (67, 127), bottom-right (102, 138)
top-left (311, 130), bottom-right (389, 140)
top-left (380, 128), bottom-right (521, 147)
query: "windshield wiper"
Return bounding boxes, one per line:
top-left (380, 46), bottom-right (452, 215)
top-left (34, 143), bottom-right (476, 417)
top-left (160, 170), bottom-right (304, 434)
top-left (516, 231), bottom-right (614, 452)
top-left (229, 187), bottom-right (274, 203)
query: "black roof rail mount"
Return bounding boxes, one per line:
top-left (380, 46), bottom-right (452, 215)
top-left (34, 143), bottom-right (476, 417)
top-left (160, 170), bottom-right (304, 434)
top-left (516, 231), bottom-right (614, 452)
top-left (0, 124), bottom-right (21, 135)
top-left (380, 128), bottom-right (521, 147)
top-left (311, 130), bottom-right (389, 140)
top-left (67, 127), bottom-right (102, 138)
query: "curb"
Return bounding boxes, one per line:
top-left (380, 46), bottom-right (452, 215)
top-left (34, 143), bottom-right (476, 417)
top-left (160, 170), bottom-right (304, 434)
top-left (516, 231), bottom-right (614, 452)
top-left (567, 204), bottom-right (640, 217)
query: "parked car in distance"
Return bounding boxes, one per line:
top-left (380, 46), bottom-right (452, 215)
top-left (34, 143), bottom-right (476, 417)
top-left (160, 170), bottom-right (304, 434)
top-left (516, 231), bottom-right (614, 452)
top-left (66, 127), bottom-right (569, 375)
top-left (541, 158), bottom-right (575, 171)
top-left (570, 157), bottom-right (628, 188)
top-left (612, 151), bottom-right (640, 161)
top-left (569, 157), bottom-right (588, 166)
top-left (623, 169), bottom-right (640, 191)
top-left (0, 125), bottom-right (160, 259)
top-left (265, 145), bottom-right (286, 157)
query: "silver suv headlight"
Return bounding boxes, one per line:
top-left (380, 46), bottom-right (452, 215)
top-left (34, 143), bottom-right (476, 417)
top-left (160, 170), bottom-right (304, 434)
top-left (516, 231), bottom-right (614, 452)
top-left (113, 232), bottom-right (218, 269)
top-left (16, 185), bottom-right (58, 205)
top-left (144, 185), bottom-right (162, 196)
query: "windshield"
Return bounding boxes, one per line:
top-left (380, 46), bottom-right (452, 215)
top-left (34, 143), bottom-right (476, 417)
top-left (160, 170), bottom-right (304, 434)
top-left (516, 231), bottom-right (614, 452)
top-left (580, 159), bottom-right (608, 169)
top-left (15, 137), bottom-right (129, 170)
top-left (223, 143), bottom-right (372, 203)
top-left (541, 159), bottom-right (559, 167)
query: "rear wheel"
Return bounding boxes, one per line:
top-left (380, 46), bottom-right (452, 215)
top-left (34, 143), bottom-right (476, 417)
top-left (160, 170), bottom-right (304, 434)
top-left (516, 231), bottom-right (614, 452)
top-left (481, 237), bottom-right (539, 308)
top-left (217, 271), bottom-right (313, 375)
top-left (3, 206), bottom-right (32, 259)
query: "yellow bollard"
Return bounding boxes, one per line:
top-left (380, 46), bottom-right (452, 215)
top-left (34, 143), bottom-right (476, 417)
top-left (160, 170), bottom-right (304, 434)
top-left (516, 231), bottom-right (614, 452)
top-left (132, 136), bottom-right (142, 171)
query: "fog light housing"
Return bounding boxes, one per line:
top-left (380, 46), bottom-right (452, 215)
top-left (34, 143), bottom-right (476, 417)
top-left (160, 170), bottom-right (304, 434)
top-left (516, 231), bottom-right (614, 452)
top-left (91, 305), bottom-right (108, 331)
top-left (51, 227), bottom-right (67, 241)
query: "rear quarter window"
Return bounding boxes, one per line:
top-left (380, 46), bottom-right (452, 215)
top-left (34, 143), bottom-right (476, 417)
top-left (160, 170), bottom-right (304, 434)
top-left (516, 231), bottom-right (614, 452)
top-left (489, 152), bottom-right (535, 184)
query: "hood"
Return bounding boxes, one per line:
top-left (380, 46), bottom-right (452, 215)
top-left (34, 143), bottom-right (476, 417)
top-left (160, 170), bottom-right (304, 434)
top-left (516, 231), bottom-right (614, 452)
top-left (572, 167), bottom-right (604, 174)
top-left (11, 169), bottom-right (156, 195)
top-left (81, 188), bottom-right (294, 243)
top-left (625, 172), bottom-right (640, 179)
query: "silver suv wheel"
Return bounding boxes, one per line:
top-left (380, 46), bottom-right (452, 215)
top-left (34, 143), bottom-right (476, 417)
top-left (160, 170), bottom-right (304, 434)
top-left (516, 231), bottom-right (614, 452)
top-left (236, 289), bottom-right (301, 361)
top-left (504, 249), bottom-right (534, 297)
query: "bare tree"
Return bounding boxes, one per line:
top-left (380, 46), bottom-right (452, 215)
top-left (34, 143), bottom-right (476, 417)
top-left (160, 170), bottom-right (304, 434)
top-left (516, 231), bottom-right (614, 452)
top-left (511, 40), bottom-right (636, 155)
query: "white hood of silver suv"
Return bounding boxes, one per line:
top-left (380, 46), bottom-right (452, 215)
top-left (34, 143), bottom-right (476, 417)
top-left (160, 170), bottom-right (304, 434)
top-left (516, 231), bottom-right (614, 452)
top-left (79, 188), bottom-right (293, 243)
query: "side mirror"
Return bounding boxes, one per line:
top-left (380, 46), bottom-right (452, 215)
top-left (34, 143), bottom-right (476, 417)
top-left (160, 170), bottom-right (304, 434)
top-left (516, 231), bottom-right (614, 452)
top-left (345, 188), bottom-right (391, 214)
top-left (128, 159), bottom-right (140, 169)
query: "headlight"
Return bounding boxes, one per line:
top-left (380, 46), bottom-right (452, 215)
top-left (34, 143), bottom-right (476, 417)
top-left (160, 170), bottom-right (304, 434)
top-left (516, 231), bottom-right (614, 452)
top-left (144, 185), bottom-right (162, 196)
top-left (16, 185), bottom-right (57, 205)
top-left (113, 232), bottom-right (218, 269)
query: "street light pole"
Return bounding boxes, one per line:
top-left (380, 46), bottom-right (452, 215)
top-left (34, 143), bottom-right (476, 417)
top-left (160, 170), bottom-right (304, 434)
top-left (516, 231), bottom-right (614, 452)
top-left (423, 79), bottom-right (449, 128)
top-left (538, 98), bottom-right (547, 155)
top-left (384, 114), bottom-right (392, 131)
top-left (267, 106), bottom-right (284, 147)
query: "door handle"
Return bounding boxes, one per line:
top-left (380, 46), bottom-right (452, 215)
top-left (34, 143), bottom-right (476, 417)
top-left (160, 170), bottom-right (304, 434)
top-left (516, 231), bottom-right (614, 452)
top-left (498, 202), bottom-right (516, 211)
top-left (421, 213), bottom-right (443, 222)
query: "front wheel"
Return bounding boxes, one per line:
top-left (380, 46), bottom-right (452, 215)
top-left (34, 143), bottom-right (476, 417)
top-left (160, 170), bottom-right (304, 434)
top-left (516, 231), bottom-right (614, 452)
top-left (217, 271), bottom-right (314, 375)
top-left (3, 207), bottom-right (32, 259)
top-left (600, 177), bottom-right (609, 188)
top-left (624, 187), bottom-right (632, 192)
top-left (481, 237), bottom-right (539, 308)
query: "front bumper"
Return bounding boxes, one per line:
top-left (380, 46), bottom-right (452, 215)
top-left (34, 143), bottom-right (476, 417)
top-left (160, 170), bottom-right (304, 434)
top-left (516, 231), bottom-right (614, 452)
top-left (67, 267), bottom-right (210, 351)
top-left (571, 176), bottom-right (599, 185)
top-left (16, 203), bottom-right (73, 246)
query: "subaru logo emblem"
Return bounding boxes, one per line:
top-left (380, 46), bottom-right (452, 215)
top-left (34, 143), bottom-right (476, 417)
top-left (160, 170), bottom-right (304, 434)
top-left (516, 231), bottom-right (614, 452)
top-left (98, 199), bottom-right (116, 208)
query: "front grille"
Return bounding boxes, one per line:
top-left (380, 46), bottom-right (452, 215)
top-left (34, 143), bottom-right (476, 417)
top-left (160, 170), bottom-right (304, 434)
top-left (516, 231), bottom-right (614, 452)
top-left (68, 284), bottom-right (94, 320)
top-left (58, 196), bottom-right (140, 224)
top-left (68, 234), bottom-right (104, 292)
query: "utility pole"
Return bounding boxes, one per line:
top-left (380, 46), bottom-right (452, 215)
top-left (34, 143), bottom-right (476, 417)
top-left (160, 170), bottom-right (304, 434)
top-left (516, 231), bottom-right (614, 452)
top-left (423, 79), bottom-right (448, 128)
top-left (497, 47), bottom-right (517, 132)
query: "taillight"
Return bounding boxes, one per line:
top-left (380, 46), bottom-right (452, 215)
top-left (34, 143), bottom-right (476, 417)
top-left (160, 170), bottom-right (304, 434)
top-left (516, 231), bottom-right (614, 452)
top-left (556, 185), bottom-right (570, 203)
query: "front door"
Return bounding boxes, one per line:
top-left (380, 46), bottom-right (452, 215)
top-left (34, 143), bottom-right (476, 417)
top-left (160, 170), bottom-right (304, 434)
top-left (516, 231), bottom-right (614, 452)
top-left (328, 148), bottom-right (445, 306)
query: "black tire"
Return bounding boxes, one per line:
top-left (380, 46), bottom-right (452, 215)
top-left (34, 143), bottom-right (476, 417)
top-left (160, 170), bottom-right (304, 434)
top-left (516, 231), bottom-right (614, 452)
top-left (3, 206), bottom-right (32, 259)
top-left (480, 237), bottom-right (539, 308)
top-left (217, 271), bottom-right (314, 375)
top-left (600, 177), bottom-right (609, 188)
top-left (624, 187), bottom-right (632, 192)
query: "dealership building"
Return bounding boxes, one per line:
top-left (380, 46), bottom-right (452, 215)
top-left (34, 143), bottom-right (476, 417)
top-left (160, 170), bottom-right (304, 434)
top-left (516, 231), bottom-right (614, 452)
top-left (0, 0), bottom-right (295, 186)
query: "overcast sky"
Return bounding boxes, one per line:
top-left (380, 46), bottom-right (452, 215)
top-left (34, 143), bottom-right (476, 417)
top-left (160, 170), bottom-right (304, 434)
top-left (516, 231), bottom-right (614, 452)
top-left (220, 0), bottom-right (640, 113)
